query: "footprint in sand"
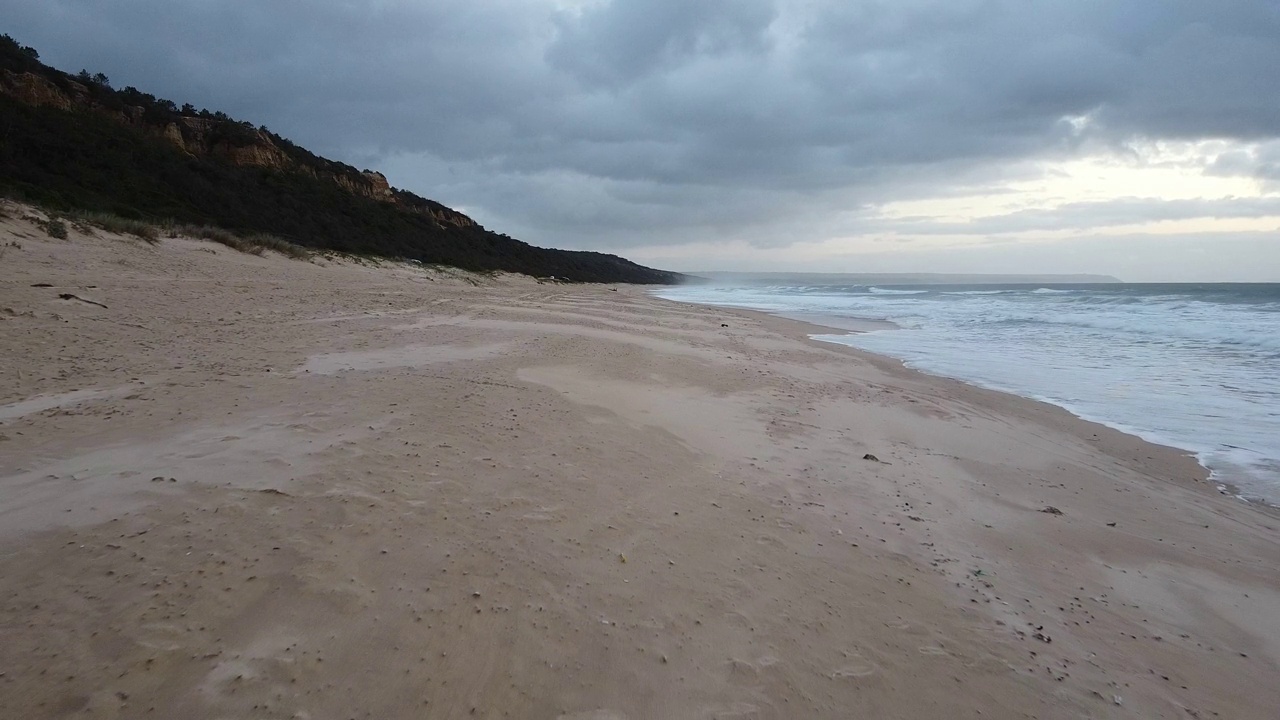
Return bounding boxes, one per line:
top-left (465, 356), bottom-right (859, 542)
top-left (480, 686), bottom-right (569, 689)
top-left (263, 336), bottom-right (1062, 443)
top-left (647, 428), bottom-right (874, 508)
top-left (726, 654), bottom-right (782, 679)
top-left (755, 534), bottom-right (786, 548)
top-left (831, 648), bottom-right (879, 679)
top-left (831, 662), bottom-right (877, 679)
top-left (755, 654), bottom-right (780, 668)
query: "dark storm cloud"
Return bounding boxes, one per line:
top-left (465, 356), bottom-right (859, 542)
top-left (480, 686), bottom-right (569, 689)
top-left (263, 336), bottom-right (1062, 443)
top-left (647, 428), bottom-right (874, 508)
top-left (546, 0), bottom-right (777, 88)
top-left (4, 0), bottom-right (1279, 251)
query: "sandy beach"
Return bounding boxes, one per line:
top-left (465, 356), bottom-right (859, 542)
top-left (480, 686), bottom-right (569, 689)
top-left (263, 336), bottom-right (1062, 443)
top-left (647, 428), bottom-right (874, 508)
top-left (2, 207), bottom-right (1278, 719)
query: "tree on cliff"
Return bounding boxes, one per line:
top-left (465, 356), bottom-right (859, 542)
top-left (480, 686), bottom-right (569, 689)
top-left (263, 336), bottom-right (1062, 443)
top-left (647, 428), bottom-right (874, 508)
top-left (0, 35), bottom-right (38, 61)
top-left (0, 36), bottom-right (685, 283)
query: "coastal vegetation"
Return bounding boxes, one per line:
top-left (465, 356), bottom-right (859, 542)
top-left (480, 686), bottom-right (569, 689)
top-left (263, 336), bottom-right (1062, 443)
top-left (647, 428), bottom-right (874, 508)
top-left (0, 35), bottom-right (681, 283)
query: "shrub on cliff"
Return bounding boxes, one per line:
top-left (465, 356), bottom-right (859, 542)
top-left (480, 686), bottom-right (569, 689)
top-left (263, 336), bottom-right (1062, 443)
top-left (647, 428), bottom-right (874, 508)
top-left (0, 35), bottom-right (683, 284)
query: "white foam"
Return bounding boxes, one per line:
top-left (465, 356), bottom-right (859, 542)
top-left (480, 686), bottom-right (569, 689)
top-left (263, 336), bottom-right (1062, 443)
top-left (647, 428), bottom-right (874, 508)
top-left (868, 287), bottom-right (928, 295)
top-left (659, 282), bottom-right (1280, 503)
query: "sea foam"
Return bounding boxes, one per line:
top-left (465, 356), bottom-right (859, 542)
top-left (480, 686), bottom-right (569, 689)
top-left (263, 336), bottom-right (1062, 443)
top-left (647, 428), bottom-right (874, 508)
top-left (658, 282), bottom-right (1280, 504)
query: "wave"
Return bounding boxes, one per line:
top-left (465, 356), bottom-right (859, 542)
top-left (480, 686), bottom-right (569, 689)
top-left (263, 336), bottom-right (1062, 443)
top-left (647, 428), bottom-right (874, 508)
top-left (868, 287), bottom-right (929, 295)
top-left (1024, 311), bottom-right (1278, 351)
top-left (654, 282), bottom-right (1280, 505)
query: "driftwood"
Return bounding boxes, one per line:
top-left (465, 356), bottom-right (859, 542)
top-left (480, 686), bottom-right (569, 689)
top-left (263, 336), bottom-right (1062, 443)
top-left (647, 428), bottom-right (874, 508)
top-left (58, 293), bottom-right (107, 309)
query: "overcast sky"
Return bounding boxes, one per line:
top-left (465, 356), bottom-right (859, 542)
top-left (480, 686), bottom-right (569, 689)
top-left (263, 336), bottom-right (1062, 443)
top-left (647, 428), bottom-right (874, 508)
top-left (6, 0), bottom-right (1280, 280)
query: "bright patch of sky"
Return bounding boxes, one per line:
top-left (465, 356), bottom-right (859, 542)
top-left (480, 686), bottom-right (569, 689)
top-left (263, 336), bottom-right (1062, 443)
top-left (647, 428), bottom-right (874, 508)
top-left (881, 142), bottom-right (1273, 223)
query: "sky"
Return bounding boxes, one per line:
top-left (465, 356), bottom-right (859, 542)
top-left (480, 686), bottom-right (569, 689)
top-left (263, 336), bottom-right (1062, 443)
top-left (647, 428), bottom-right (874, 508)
top-left (5, 0), bottom-right (1280, 281)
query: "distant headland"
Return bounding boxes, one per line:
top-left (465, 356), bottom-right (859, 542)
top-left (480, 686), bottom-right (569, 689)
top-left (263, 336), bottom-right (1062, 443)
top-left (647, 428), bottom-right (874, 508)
top-left (688, 272), bottom-right (1124, 285)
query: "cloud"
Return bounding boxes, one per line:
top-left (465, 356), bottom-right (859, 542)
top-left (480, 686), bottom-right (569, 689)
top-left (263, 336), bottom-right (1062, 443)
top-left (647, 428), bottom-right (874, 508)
top-left (874, 196), bottom-right (1280, 236)
top-left (546, 0), bottom-right (777, 89)
top-left (1207, 140), bottom-right (1280, 188)
top-left (626, 230), bottom-right (1280, 283)
top-left (4, 0), bottom-right (1279, 277)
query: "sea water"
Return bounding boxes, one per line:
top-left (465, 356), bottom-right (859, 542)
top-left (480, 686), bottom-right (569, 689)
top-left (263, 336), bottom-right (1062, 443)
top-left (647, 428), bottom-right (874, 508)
top-left (656, 282), bottom-right (1280, 504)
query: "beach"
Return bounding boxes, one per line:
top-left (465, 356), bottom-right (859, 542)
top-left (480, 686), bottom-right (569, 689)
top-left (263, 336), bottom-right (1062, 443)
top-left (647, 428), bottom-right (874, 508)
top-left (656, 282), bottom-right (1280, 504)
top-left (2, 211), bottom-right (1278, 719)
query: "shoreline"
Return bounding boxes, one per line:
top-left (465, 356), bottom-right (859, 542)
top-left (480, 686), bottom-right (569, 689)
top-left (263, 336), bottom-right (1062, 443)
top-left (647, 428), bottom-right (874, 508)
top-left (4, 216), bottom-right (1279, 718)
top-left (653, 290), bottom-right (1277, 510)
top-left (665, 297), bottom-right (1216, 489)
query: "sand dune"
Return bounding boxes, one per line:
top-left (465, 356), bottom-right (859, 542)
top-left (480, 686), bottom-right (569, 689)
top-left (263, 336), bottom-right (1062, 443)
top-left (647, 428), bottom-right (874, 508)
top-left (2, 207), bottom-right (1277, 718)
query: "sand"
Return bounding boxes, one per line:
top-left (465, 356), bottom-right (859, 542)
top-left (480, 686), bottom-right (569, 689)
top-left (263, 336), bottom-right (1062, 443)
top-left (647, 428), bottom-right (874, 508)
top-left (2, 204), bottom-right (1278, 719)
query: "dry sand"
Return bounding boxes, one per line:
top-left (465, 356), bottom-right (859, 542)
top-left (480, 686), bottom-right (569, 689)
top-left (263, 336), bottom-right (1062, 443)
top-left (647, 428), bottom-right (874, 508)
top-left (2, 205), bottom-right (1278, 719)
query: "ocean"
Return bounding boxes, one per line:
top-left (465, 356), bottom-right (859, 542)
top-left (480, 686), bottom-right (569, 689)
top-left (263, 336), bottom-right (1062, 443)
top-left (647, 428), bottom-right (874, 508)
top-left (656, 282), bottom-right (1280, 504)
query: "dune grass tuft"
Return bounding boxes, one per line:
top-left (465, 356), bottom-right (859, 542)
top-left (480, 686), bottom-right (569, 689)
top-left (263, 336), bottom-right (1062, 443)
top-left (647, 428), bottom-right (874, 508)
top-left (244, 232), bottom-right (312, 260)
top-left (65, 210), bottom-right (160, 243)
top-left (177, 224), bottom-right (311, 260)
top-left (40, 218), bottom-right (68, 239)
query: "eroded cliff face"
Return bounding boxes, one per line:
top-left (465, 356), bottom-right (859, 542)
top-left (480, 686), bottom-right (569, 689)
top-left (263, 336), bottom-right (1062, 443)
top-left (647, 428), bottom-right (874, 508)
top-left (425, 204), bottom-right (475, 228)
top-left (0, 69), bottom-right (82, 110)
top-left (0, 69), bottom-right (474, 229)
top-left (333, 168), bottom-right (394, 202)
top-left (167, 117), bottom-right (292, 171)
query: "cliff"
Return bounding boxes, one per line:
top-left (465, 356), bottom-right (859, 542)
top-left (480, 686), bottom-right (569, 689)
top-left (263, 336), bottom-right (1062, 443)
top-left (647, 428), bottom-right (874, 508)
top-left (0, 35), bottom-right (681, 283)
top-left (0, 67), bottom-right (471, 230)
